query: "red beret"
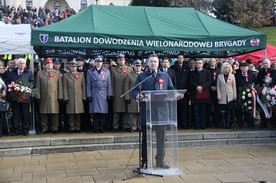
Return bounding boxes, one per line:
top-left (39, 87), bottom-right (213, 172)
top-left (43, 58), bottom-right (53, 65)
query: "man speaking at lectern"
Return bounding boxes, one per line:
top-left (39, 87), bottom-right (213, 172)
top-left (132, 54), bottom-right (183, 169)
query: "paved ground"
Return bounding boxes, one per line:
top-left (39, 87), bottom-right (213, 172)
top-left (0, 144), bottom-right (276, 183)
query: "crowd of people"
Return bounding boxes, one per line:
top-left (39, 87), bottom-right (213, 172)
top-left (0, 53), bottom-right (275, 137)
top-left (0, 4), bottom-right (76, 28)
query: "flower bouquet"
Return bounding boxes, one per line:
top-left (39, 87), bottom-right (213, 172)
top-left (7, 80), bottom-right (34, 102)
top-left (261, 86), bottom-right (276, 108)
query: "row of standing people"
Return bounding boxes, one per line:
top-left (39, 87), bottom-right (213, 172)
top-left (0, 54), bottom-right (275, 136)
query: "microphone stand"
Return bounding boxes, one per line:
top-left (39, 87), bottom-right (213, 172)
top-left (121, 73), bottom-right (163, 181)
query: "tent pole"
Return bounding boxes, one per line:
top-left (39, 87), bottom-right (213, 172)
top-left (29, 47), bottom-right (36, 135)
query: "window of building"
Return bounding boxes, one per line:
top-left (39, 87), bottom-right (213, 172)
top-left (26, 0), bottom-right (32, 7)
top-left (81, 0), bottom-right (87, 10)
top-left (54, 1), bottom-right (61, 10)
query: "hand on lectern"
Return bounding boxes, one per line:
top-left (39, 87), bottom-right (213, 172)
top-left (136, 94), bottom-right (144, 101)
top-left (176, 93), bottom-right (184, 100)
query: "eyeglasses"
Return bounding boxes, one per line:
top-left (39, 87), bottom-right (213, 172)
top-left (135, 65), bottom-right (141, 67)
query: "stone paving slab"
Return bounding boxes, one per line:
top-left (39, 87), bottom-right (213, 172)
top-left (1, 144), bottom-right (276, 183)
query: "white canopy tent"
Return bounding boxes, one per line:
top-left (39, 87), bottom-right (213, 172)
top-left (0, 23), bottom-right (36, 134)
top-left (0, 23), bottom-right (33, 55)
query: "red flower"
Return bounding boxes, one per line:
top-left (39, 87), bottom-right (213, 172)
top-left (75, 74), bottom-right (79, 80)
top-left (100, 71), bottom-right (104, 79)
top-left (158, 78), bottom-right (164, 84)
top-left (49, 72), bottom-right (54, 79)
top-left (121, 69), bottom-right (126, 76)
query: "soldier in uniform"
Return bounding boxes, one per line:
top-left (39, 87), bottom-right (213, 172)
top-left (110, 53), bottom-right (133, 131)
top-left (53, 59), bottom-right (68, 132)
top-left (124, 59), bottom-right (142, 132)
top-left (86, 55), bottom-right (112, 133)
top-left (63, 60), bottom-right (86, 133)
top-left (76, 57), bottom-right (91, 131)
top-left (36, 58), bottom-right (63, 134)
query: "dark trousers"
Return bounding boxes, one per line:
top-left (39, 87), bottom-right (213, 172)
top-left (13, 103), bottom-right (30, 133)
top-left (177, 96), bottom-right (189, 128)
top-left (93, 113), bottom-right (107, 131)
top-left (237, 110), bottom-right (253, 128)
top-left (80, 101), bottom-right (92, 131)
top-left (40, 114), bottom-right (59, 132)
top-left (206, 96), bottom-right (219, 128)
top-left (68, 114), bottom-right (81, 131)
top-left (193, 103), bottom-right (207, 128)
top-left (0, 112), bottom-right (5, 136)
top-left (141, 125), bottom-right (166, 165)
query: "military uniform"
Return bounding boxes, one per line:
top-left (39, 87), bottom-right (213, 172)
top-left (110, 55), bottom-right (132, 130)
top-left (36, 59), bottom-right (63, 133)
top-left (63, 65), bottom-right (86, 132)
top-left (124, 68), bottom-right (142, 131)
top-left (86, 61), bottom-right (112, 132)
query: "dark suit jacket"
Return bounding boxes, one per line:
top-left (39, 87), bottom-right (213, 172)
top-left (235, 70), bottom-right (256, 88)
top-left (161, 68), bottom-right (177, 87)
top-left (170, 62), bottom-right (189, 90)
top-left (132, 69), bottom-right (175, 126)
top-left (7, 68), bottom-right (34, 103)
top-left (189, 69), bottom-right (211, 104)
top-left (257, 68), bottom-right (276, 86)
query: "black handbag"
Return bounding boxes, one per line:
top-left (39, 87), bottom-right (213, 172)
top-left (0, 100), bottom-right (10, 112)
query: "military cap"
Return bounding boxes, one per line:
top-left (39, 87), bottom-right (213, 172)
top-left (93, 55), bottom-right (103, 62)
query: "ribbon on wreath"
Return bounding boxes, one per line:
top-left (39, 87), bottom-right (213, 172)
top-left (251, 87), bottom-right (270, 118)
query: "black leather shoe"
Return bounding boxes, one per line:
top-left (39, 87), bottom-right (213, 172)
top-left (156, 162), bottom-right (170, 169)
top-left (140, 161), bottom-right (147, 169)
top-left (38, 130), bottom-right (46, 135)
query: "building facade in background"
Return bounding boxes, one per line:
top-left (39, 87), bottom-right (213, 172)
top-left (0, 0), bottom-right (131, 11)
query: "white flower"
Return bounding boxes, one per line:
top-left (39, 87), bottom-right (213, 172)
top-left (242, 96), bottom-right (245, 99)
top-left (267, 95), bottom-right (271, 100)
top-left (248, 93), bottom-right (251, 97)
top-left (246, 89), bottom-right (250, 92)
top-left (244, 103), bottom-right (247, 106)
top-left (248, 101), bottom-right (251, 104)
top-left (20, 86), bottom-right (26, 92)
top-left (248, 106), bottom-right (252, 110)
top-left (242, 91), bottom-right (246, 95)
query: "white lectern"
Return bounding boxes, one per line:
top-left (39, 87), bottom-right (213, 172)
top-left (141, 90), bottom-right (186, 176)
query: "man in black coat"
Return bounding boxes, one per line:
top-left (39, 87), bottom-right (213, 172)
top-left (205, 58), bottom-right (220, 128)
top-left (161, 57), bottom-right (177, 88)
top-left (132, 54), bottom-right (183, 169)
top-left (235, 62), bottom-right (256, 128)
top-left (256, 59), bottom-right (276, 128)
top-left (160, 57), bottom-right (177, 87)
top-left (7, 58), bottom-right (34, 136)
top-left (170, 53), bottom-right (190, 129)
top-left (189, 59), bottom-right (211, 129)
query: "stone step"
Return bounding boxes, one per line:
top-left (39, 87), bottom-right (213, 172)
top-left (0, 130), bottom-right (275, 156)
top-left (0, 137), bottom-right (275, 157)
